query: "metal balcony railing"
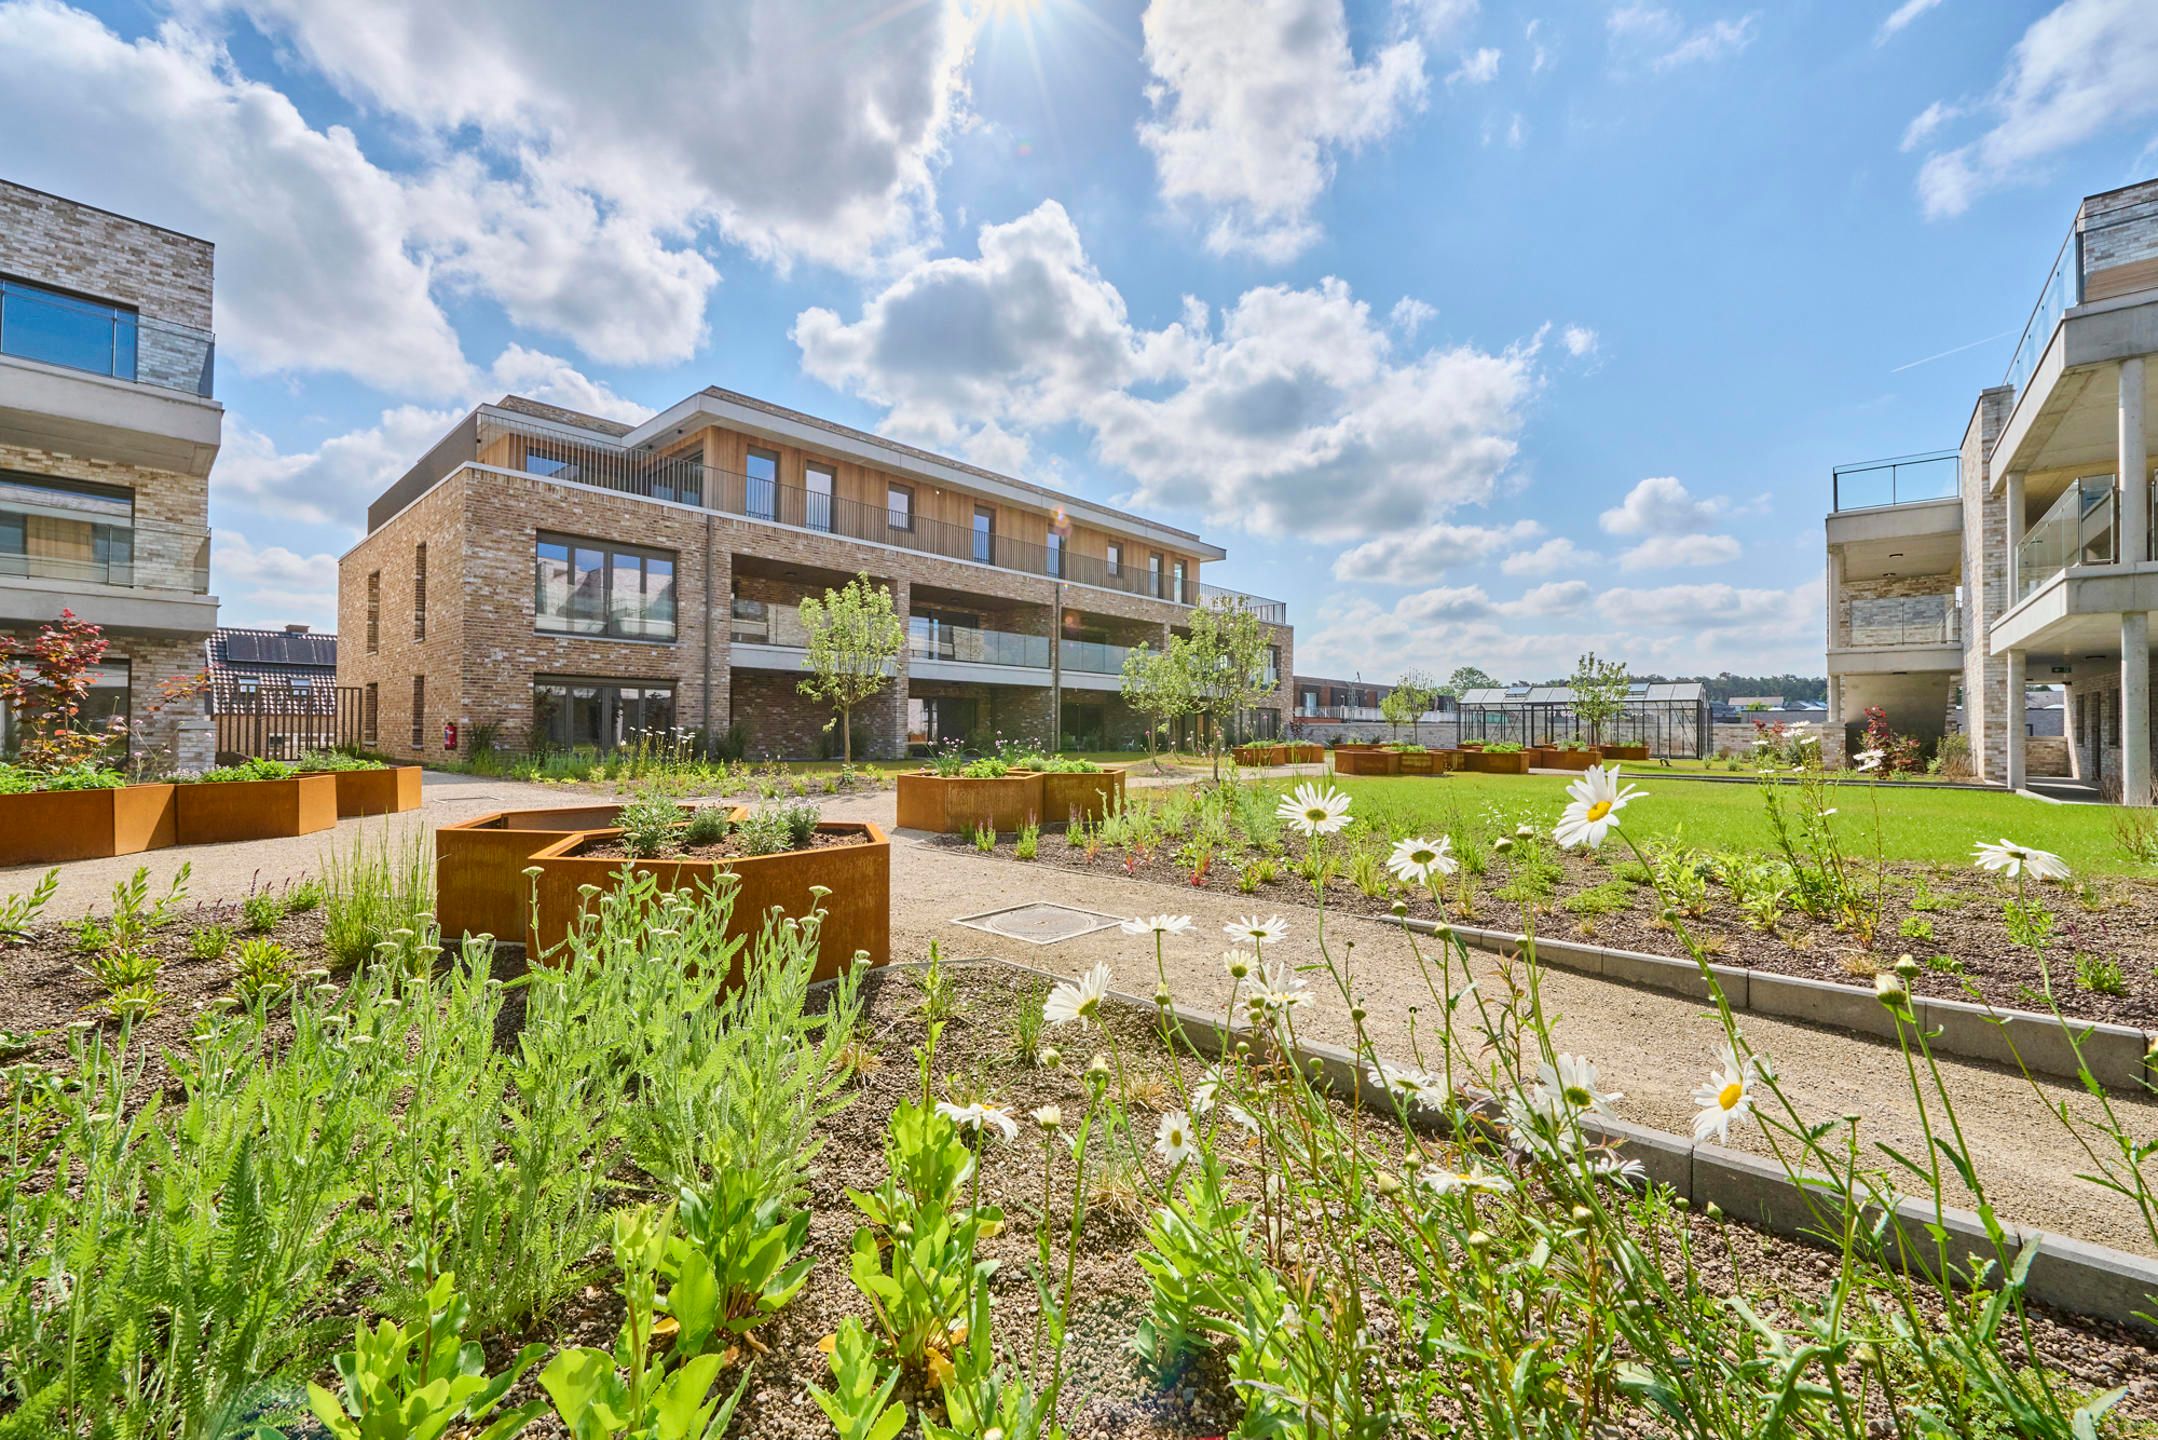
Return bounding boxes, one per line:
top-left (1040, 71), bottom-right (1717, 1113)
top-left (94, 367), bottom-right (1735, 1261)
top-left (1830, 451), bottom-right (1959, 512)
top-left (1198, 583), bottom-right (1288, 624)
top-left (0, 280), bottom-right (214, 398)
top-left (480, 412), bottom-right (1222, 607)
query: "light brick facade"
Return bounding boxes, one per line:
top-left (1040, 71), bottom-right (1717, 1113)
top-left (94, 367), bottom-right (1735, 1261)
top-left (340, 399), bottom-right (1293, 761)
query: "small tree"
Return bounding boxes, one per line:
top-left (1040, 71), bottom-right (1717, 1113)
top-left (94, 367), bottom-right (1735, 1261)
top-left (1378, 685), bottom-right (1416, 743)
top-left (1570, 650), bottom-right (1630, 749)
top-left (1119, 640), bottom-right (1191, 773)
top-left (796, 573), bottom-right (905, 765)
top-left (0, 609), bottom-right (122, 771)
top-left (1443, 665), bottom-right (1497, 698)
top-left (1177, 598), bottom-right (1279, 782)
top-left (1394, 668), bottom-right (1438, 745)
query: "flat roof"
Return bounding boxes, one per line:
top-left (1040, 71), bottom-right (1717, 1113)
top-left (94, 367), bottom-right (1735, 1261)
top-left (0, 178), bottom-right (213, 248)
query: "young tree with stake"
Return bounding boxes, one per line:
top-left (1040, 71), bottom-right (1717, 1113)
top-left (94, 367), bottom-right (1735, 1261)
top-left (796, 574), bottom-right (905, 765)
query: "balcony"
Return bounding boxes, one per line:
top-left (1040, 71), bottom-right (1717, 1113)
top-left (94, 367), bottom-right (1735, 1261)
top-left (1829, 452), bottom-right (1959, 513)
top-left (1842, 594), bottom-right (1960, 647)
top-left (0, 513), bottom-right (214, 635)
top-left (2014, 475), bottom-right (2128, 602)
top-left (909, 617), bottom-right (1050, 669)
top-left (0, 280), bottom-right (214, 398)
top-left (1198, 583), bottom-right (1288, 624)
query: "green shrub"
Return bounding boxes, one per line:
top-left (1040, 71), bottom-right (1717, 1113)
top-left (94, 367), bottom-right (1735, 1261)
top-left (783, 802), bottom-right (820, 850)
top-left (241, 891), bottom-right (286, 934)
top-left (233, 936), bottom-right (298, 1003)
top-left (188, 922), bottom-right (234, 961)
top-left (285, 876), bottom-right (324, 913)
top-left (686, 805), bottom-right (733, 847)
top-left (324, 826), bottom-right (436, 969)
top-left (617, 786), bottom-right (687, 859)
top-left (1898, 915), bottom-right (1935, 942)
top-left (2074, 951), bottom-right (2126, 996)
top-left (292, 749), bottom-right (386, 772)
top-left (959, 756), bottom-right (1010, 778)
top-left (971, 822), bottom-right (997, 853)
top-left (194, 756), bottom-right (298, 783)
top-left (1015, 819), bottom-right (1040, 860)
top-left (1562, 880), bottom-right (1633, 917)
top-left (735, 807), bottom-right (794, 857)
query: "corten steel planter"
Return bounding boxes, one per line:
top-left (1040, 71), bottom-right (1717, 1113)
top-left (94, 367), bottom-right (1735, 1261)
top-left (526, 820), bottom-right (890, 979)
top-left (328, 765), bottom-right (424, 818)
top-left (1234, 744), bottom-right (1288, 767)
top-left (1038, 767), bottom-right (1126, 826)
top-left (436, 803), bottom-right (630, 942)
top-left (1460, 749), bottom-right (1532, 775)
top-left (895, 771), bottom-right (1043, 834)
top-left (175, 772), bottom-right (338, 845)
top-left (1331, 742), bottom-right (1379, 753)
top-left (0, 783), bottom-right (178, 866)
top-left (1332, 748), bottom-right (1401, 777)
top-left (1283, 742), bottom-right (1324, 764)
top-left (1536, 748), bottom-right (1603, 772)
top-left (1394, 750), bottom-right (1439, 776)
top-left (1601, 744), bottom-right (1651, 762)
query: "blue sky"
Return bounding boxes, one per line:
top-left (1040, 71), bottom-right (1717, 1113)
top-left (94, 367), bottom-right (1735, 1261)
top-left (4, 0), bottom-right (2157, 682)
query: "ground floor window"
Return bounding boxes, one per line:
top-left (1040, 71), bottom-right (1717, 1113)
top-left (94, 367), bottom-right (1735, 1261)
top-left (532, 677), bottom-right (676, 750)
top-left (907, 695), bottom-right (978, 747)
top-left (1062, 700), bottom-right (1106, 751)
top-left (0, 658), bottom-right (129, 756)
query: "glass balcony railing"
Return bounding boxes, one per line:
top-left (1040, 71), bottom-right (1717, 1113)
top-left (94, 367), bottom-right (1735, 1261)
top-left (1060, 637), bottom-right (1136, 675)
top-left (1830, 451), bottom-right (1959, 512)
top-left (1844, 594), bottom-right (1960, 647)
top-left (0, 515), bottom-right (210, 593)
top-left (1198, 583), bottom-right (1288, 624)
top-left (909, 619), bottom-right (1050, 668)
top-left (2004, 227), bottom-right (2078, 405)
top-left (729, 596), bottom-right (809, 647)
top-left (0, 280), bottom-right (214, 398)
top-left (2015, 476), bottom-right (2119, 601)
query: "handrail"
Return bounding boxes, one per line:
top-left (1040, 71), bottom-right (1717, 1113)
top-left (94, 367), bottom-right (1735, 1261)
top-left (1829, 451), bottom-right (1959, 512)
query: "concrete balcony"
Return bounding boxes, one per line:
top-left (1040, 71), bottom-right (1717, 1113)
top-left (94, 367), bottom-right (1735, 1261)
top-left (0, 350), bottom-right (222, 477)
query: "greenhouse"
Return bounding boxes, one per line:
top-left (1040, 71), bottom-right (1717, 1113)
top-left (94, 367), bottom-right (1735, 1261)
top-left (1455, 680), bottom-right (1712, 758)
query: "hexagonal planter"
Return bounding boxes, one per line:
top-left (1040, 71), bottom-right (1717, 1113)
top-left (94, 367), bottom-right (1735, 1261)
top-left (328, 765), bottom-right (424, 817)
top-left (0, 783), bottom-right (177, 866)
top-left (526, 819), bottom-right (890, 980)
top-left (1395, 750), bottom-right (1440, 776)
top-left (175, 772), bottom-right (338, 845)
top-left (1332, 749), bottom-right (1401, 776)
top-left (1038, 767), bottom-right (1126, 825)
top-left (437, 803), bottom-right (631, 942)
top-left (895, 771), bottom-right (1043, 834)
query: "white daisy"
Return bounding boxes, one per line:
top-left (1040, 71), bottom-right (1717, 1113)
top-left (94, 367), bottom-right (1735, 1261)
top-left (1224, 914), bottom-right (1289, 946)
top-left (1191, 1065), bottom-right (1258, 1133)
top-left (1252, 957), bottom-right (1311, 1012)
top-left (936, 1100), bottom-right (1019, 1141)
top-left (1691, 1046), bottom-right (1758, 1145)
top-left (1276, 782), bottom-right (1353, 838)
top-left (1534, 1053), bottom-right (1624, 1120)
top-left (1367, 1060), bottom-right (1449, 1114)
top-left (1971, 838), bottom-right (2070, 884)
top-left (1154, 1110), bottom-right (1198, 1169)
top-left (1120, 913), bottom-right (1195, 937)
top-left (1852, 749), bottom-right (1885, 773)
top-left (1589, 1153), bottom-right (1649, 1186)
top-left (1420, 1165), bottom-right (1513, 1197)
top-left (1553, 765), bottom-right (1642, 851)
top-left (1386, 835), bottom-right (1458, 885)
top-left (1044, 962), bottom-right (1113, 1028)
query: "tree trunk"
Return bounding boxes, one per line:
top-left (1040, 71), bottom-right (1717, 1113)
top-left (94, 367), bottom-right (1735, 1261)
top-left (841, 707), bottom-right (853, 765)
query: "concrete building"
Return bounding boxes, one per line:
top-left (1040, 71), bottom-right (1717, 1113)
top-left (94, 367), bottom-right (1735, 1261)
top-left (0, 180), bottom-right (220, 769)
top-left (1826, 176), bottom-right (2158, 803)
top-left (339, 391), bottom-right (1290, 761)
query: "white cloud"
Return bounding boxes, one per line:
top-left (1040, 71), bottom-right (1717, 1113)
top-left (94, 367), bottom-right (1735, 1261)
top-left (212, 530), bottom-right (345, 629)
top-left (1390, 296), bottom-right (1438, 336)
top-left (1137, 0), bottom-right (1429, 260)
top-left (1876, 0), bottom-right (1944, 45)
top-left (1561, 324), bottom-right (1599, 358)
top-left (216, 346), bottom-right (647, 529)
top-left (1331, 519), bottom-right (1542, 582)
top-left (795, 202), bottom-right (1544, 541)
top-left (1449, 47), bottom-right (1501, 84)
top-left (1526, 17), bottom-right (1553, 73)
top-left (1506, 579), bottom-right (1592, 615)
top-left (1597, 578), bottom-right (1813, 630)
top-left (0, 0), bottom-right (469, 394)
top-left (1401, 0), bottom-right (1480, 41)
top-left (1899, 99), bottom-right (1963, 152)
top-left (1599, 475), bottom-right (1729, 536)
top-left (1654, 14), bottom-right (1756, 70)
top-left (1500, 536), bottom-right (1599, 576)
top-left (1911, 0), bottom-right (2158, 219)
top-left (1617, 532), bottom-right (1742, 570)
top-left (1606, 5), bottom-right (1758, 72)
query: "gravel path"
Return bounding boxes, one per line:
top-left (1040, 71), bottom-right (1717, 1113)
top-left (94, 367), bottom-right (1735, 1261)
top-left (11, 772), bottom-right (2154, 1258)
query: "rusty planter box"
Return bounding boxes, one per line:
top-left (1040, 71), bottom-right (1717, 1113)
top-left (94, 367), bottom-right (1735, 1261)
top-left (1459, 749), bottom-right (1532, 775)
top-left (176, 772), bottom-right (338, 845)
top-left (527, 820), bottom-right (890, 980)
top-left (1038, 767), bottom-right (1126, 825)
top-left (1234, 744), bottom-right (1287, 767)
top-left (1394, 750), bottom-right (1440, 776)
top-left (895, 771), bottom-right (1043, 834)
top-left (0, 784), bottom-right (178, 866)
top-left (1332, 748), bottom-right (1401, 777)
top-left (1601, 744), bottom-right (1651, 762)
top-left (1283, 742), bottom-right (1324, 764)
top-left (436, 804), bottom-right (630, 942)
top-left (1531, 748), bottom-right (1602, 772)
top-left (327, 765), bottom-right (424, 817)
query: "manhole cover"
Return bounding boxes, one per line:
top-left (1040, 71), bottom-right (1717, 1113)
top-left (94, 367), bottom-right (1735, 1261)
top-left (952, 902), bottom-right (1130, 946)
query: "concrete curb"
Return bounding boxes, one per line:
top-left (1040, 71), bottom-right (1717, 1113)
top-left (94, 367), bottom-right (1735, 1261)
top-left (858, 955), bottom-right (2158, 1332)
top-left (1386, 915), bottom-right (2155, 1091)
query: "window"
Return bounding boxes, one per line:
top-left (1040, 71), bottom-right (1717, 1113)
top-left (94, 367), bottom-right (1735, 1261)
top-left (805, 462), bottom-right (835, 532)
top-left (413, 543), bottom-right (427, 640)
top-left (410, 675), bottom-right (425, 748)
top-left (907, 694), bottom-right (979, 746)
top-left (1047, 530), bottom-right (1064, 578)
top-left (1, 660), bottom-right (126, 757)
top-left (0, 471), bottom-right (135, 586)
top-left (525, 450), bottom-right (574, 479)
top-left (972, 506), bottom-right (995, 564)
top-left (0, 277), bottom-right (138, 382)
top-left (888, 483), bottom-right (913, 531)
top-left (745, 448), bottom-right (779, 521)
top-left (1148, 553), bottom-right (1164, 598)
top-left (535, 534), bottom-right (677, 641)
top-left (1105, 542), bottom-right (1121, 577)
top-left (1172, 558), bottom-right (1188, 604)
top-left (532, 678), bottom-right (677, 750)
top-left (363, 683), bottom-right (379, 744)
top-left (366, 572), bottom-right (380, 653)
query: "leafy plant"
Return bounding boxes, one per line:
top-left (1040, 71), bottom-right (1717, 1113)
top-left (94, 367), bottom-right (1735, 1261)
top-left (685, 806), bottom-right (732, 847)
top-left (808, 1317), bottom-right (905, 1440)
top-left (105, 862), bottom-right (189, 947)
top-left (1898, 915), bottom-right (1935, 942)
top-left (242, 890), bottom-right (287, 934)
top-left (0, 867), bottom-right (58, 943)
top-left (661, 1171), bottom-right (813, 1353)
top-left (324, 826), bottom-right (436, 968)
top-left (285, 876), bottom-right (325, 913)
top-left (2004, 899), bottom-right (2055, 952)
top-left (617, 786), bottom-right (687, 860)
top-left (971, 822), bottom-right (996, 853)
top-left (1015, 818), bottom-right (1040, 861)
top-left (233, 937), bottom-right (299, 1004)
top-left (782, 801), bottom-right (820, 850)
top-left (2074, 951), bottom-right (2125, 996)
top-left (303, 1272), bottom-right (547, 1440)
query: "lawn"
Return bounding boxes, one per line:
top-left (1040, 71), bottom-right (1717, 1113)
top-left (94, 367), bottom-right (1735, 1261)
top-left (1327, 771), bottom-right (2147, 876)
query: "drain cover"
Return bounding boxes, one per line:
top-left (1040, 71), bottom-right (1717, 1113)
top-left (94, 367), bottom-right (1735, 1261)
top-left (952, 902), bottom-right (1130, 946)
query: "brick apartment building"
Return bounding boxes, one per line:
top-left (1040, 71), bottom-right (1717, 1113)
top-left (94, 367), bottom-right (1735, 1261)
top-left (338, 389), bottom-right (1290, 761)
top-left (0, 180), bottom-right (220, 768)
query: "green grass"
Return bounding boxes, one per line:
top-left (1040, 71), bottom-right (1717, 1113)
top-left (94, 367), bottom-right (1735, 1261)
top-left (1321, 773), bottom-right (2147, 876)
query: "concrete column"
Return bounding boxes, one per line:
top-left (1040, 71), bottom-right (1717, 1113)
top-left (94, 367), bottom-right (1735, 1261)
top-left (2124, 358), bottom-right (2149, 564)
top-left (2004, 649), bottom-right (2027, 791)
top-left (2005, 470), bottom-right (2025, 598)
top-left (1826, 544), bottom-right (1844, 650)
top-left (2125, 612), bottom-right (2152, 806)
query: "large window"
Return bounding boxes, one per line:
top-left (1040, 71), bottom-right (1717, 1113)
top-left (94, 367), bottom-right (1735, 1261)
top-left (1172, 559), bottom-right (1188, 604)
top-left (745, 449), bottom-right (779, 521)
top-left (410, 675), bottom-right (426, 748)
top-left (0, 277), bottom-right (137, 382)
top-left (535, 534), bottom-right (677, 640)
top-left (1105, 542), bottom-right (1121, 577)
top-left (972, 506), bottom-right (995, 565)
top-left (533, 677), bottom-right (677, 750)
top-left (1048, 530), bottom-right (1064, 578)
top-left (0, 472), bottom-right (134, 586)
top-left (888, 483), bottom-right (913, 532)
top-left (1148, 553), bottom-right (1164, 598)
top-left (805, 462), bottom-right (835, 532)
top-left (907, 694), bottom-right (978, 747)
top-left (0, 659), bottom-right (127, 756)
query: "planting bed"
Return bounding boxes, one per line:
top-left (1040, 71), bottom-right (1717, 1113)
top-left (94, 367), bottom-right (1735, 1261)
top-left (580, 829), bottom-right (870, 861)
